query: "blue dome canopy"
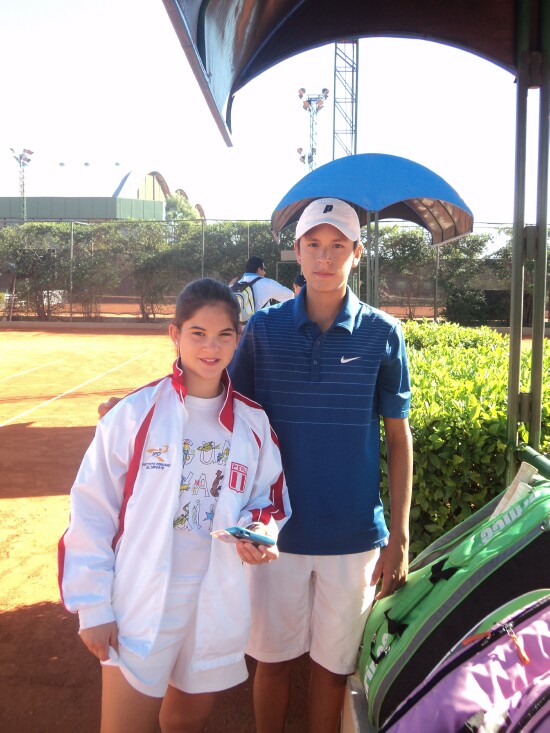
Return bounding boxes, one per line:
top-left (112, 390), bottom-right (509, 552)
top-left (271, 153), bottom-right (474, 245)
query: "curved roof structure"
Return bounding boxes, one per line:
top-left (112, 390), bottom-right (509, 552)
top-left (112, 170), bottom-right (170, 200)
top-left (161, 0), bottom-right (549, 467)
top-left (162, 0), bottom-right (545, 144)
top-left (271, 154), bottom-right (473, 245)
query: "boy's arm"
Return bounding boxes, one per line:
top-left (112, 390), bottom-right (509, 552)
top-left (228, 322), bottom-right (256, 399)
top-left (371, 416), bottom-right (413, 600)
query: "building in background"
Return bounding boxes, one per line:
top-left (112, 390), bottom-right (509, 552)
top-left (0, 169), bottom-right (202, 224)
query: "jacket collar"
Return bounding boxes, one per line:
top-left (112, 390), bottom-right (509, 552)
top-left (171, 359), bottom-right (235, 432)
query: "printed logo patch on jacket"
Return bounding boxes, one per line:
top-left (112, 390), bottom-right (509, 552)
top-left (229, 462), bottom-right (248, 493)
top-left (143, 444), bottom-right (172, 470)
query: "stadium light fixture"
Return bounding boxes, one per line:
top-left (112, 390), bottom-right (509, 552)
top-left (296, 88), bottom-right (329, 171)
top-left (10, 148), bottom-right (34, 221)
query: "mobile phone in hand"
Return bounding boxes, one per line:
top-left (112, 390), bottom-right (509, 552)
top-left (211, 526), bottom-right (276, 547)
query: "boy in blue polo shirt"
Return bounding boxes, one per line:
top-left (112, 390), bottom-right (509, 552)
top-left (230, 198), bottom-right (413, 733)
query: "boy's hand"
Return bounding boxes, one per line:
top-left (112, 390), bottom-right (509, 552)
top-left (371, 536), bottom-right (409, 600)
top-left (79, 621), bottom-right (119, 661)
top-left (98, 396), bottom-right (121, 418)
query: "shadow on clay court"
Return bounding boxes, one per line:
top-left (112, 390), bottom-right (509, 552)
top-left (0, 423), bottom-right (95, 499)
top-left (0, 601), bottom-right (311, 733)
top-left (0, 421), bottom-right (312, 729)
top-left (0, 386), bottom-right (133, 409)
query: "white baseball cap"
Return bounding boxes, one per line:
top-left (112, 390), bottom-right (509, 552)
top-left (295, 198), bottom-right (361, 242)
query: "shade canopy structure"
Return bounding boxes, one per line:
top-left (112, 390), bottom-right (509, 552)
top-left (271, 154), bottom-right (473, 246)
top-left (161, 0), bottom-right (544, 144)
top-left (162, 0), bottom-right (549, 475)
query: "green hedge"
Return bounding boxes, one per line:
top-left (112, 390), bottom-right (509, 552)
top-left (380, 321), bottom-right (550, 557)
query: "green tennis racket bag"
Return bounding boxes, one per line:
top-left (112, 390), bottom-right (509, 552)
top-left (358, 474), bottom-right (550, 730)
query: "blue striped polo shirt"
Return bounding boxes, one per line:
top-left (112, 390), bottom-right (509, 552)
top-left (229, 286), bottom-right (411, 555)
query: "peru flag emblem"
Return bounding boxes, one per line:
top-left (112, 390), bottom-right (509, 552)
top-left (229, 462), bottom-right (248, 493)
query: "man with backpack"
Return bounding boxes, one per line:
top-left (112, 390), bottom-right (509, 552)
top-left (231, 256), bottom-right (293, 324)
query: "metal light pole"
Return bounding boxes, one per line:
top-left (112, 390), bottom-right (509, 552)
top-left (10, 148), bottom-right (34, 221)
top-left (297, 88), bottom-right (329, 171)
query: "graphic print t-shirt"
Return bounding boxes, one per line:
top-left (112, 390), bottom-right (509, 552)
top-left (171, 390), bottom-right (230, 580)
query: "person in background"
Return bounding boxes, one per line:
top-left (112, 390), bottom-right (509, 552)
top-left (60, 277), bottom-right (290, 733)
top-left (293, 273), bottom-right (306, 296)
top-left (236, 255), bottom-right (293, 310)
top-left (229, 198), bottom-right (413, 733)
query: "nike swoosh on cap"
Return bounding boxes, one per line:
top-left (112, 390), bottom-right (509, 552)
top-left (340, 356), bottom-right (361, 364)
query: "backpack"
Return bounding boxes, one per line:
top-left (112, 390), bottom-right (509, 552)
top-left (358, 473), bottom-right (550, 729)
top-left (230, 276), bottom-right (262, 324)
top-left (380, 594), bottom-right (550, 733)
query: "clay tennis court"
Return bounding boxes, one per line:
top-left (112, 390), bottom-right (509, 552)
top-left (0, 324), bottom-right (309, 732)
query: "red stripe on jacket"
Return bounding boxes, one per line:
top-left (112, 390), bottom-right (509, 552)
top-left (111, 403), bottom-right (156, 549)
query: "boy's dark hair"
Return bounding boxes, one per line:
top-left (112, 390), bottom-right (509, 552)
top-left (174, 278), bottom-right (240, 331)
top-left (245, 255), bottom-right (265, 273)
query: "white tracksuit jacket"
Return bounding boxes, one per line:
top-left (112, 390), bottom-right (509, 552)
top-left (58, 363), bottom-right (291, 674)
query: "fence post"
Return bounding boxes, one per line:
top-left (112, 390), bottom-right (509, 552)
top-left (69, 221), bottom-right (74, 321)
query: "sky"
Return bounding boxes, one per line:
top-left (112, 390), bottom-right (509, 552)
top-left (0, 0), bottom-right (545, 233)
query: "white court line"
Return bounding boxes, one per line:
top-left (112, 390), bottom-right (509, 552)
top-left (0, 351), bottom-right (150, 427)
top-left (0, 358), bottom-right (64, 383)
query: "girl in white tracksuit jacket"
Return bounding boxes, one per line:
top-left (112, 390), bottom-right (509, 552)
top-left (58, 278), bottom-right (291, 733)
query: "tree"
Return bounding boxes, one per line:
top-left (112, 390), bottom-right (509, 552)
top-left (488, 227), bottom-right (550, 326)
top-left (377, 226), bottom-right (434, 319)
top-left (438, 233), bottom-right (492, 290)
top-left (165, 193), bottom-right (201, 221)
top-left (70, 223), bottom-right (124, 319)
top-left (0, 223), bottom-right (67, 320)
top-left (122, 221), bottom-right (182, 321)
top-left (190, 220), bottom-right (293, 285)
top-left (434, 233), bottom-right (494, 325)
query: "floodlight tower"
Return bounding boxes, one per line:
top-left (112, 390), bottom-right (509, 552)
top-left (332, 43), bottom-right (360, 298)
top-left (10, 148), bottom-right (34, 222)
top-left (332, 42), bottom-right (359, 159)
top-left (297, 87), bottom-right (329, 172)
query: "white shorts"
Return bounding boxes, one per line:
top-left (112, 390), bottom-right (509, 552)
top-left (102, 580), bottom-right (248, 697)
top-left (246, 550), bottom-right (379, 675)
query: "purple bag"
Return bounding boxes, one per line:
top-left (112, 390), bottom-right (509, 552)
top-left (468, 670), bottom-right (550, 732)
top-left (381, 595), bottom-right (550, 733)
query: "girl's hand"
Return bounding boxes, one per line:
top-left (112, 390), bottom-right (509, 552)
top-left (235, 540), bottom-right (279, 565)
top-left (79, 621), bottom-right (119, 661)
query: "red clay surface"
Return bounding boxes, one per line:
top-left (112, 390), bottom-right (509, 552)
top-left (0, 326), bottom-right (309, 732)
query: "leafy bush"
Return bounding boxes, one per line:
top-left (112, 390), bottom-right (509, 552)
top-left (381, 321), bottom-right (550, 557)
top-left (402, 319), bottom-right (504, 350)
top-left (442, 288), bottom-right (489, 325)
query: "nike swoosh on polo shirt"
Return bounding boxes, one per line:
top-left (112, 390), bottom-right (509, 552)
top-left (340, 356), bottom-right (361, 364)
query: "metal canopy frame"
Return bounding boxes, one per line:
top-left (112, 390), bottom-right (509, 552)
top-left (506, 0), bottom-right (549, 478)
top-left (162, 0), bottom-right (549, 469)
